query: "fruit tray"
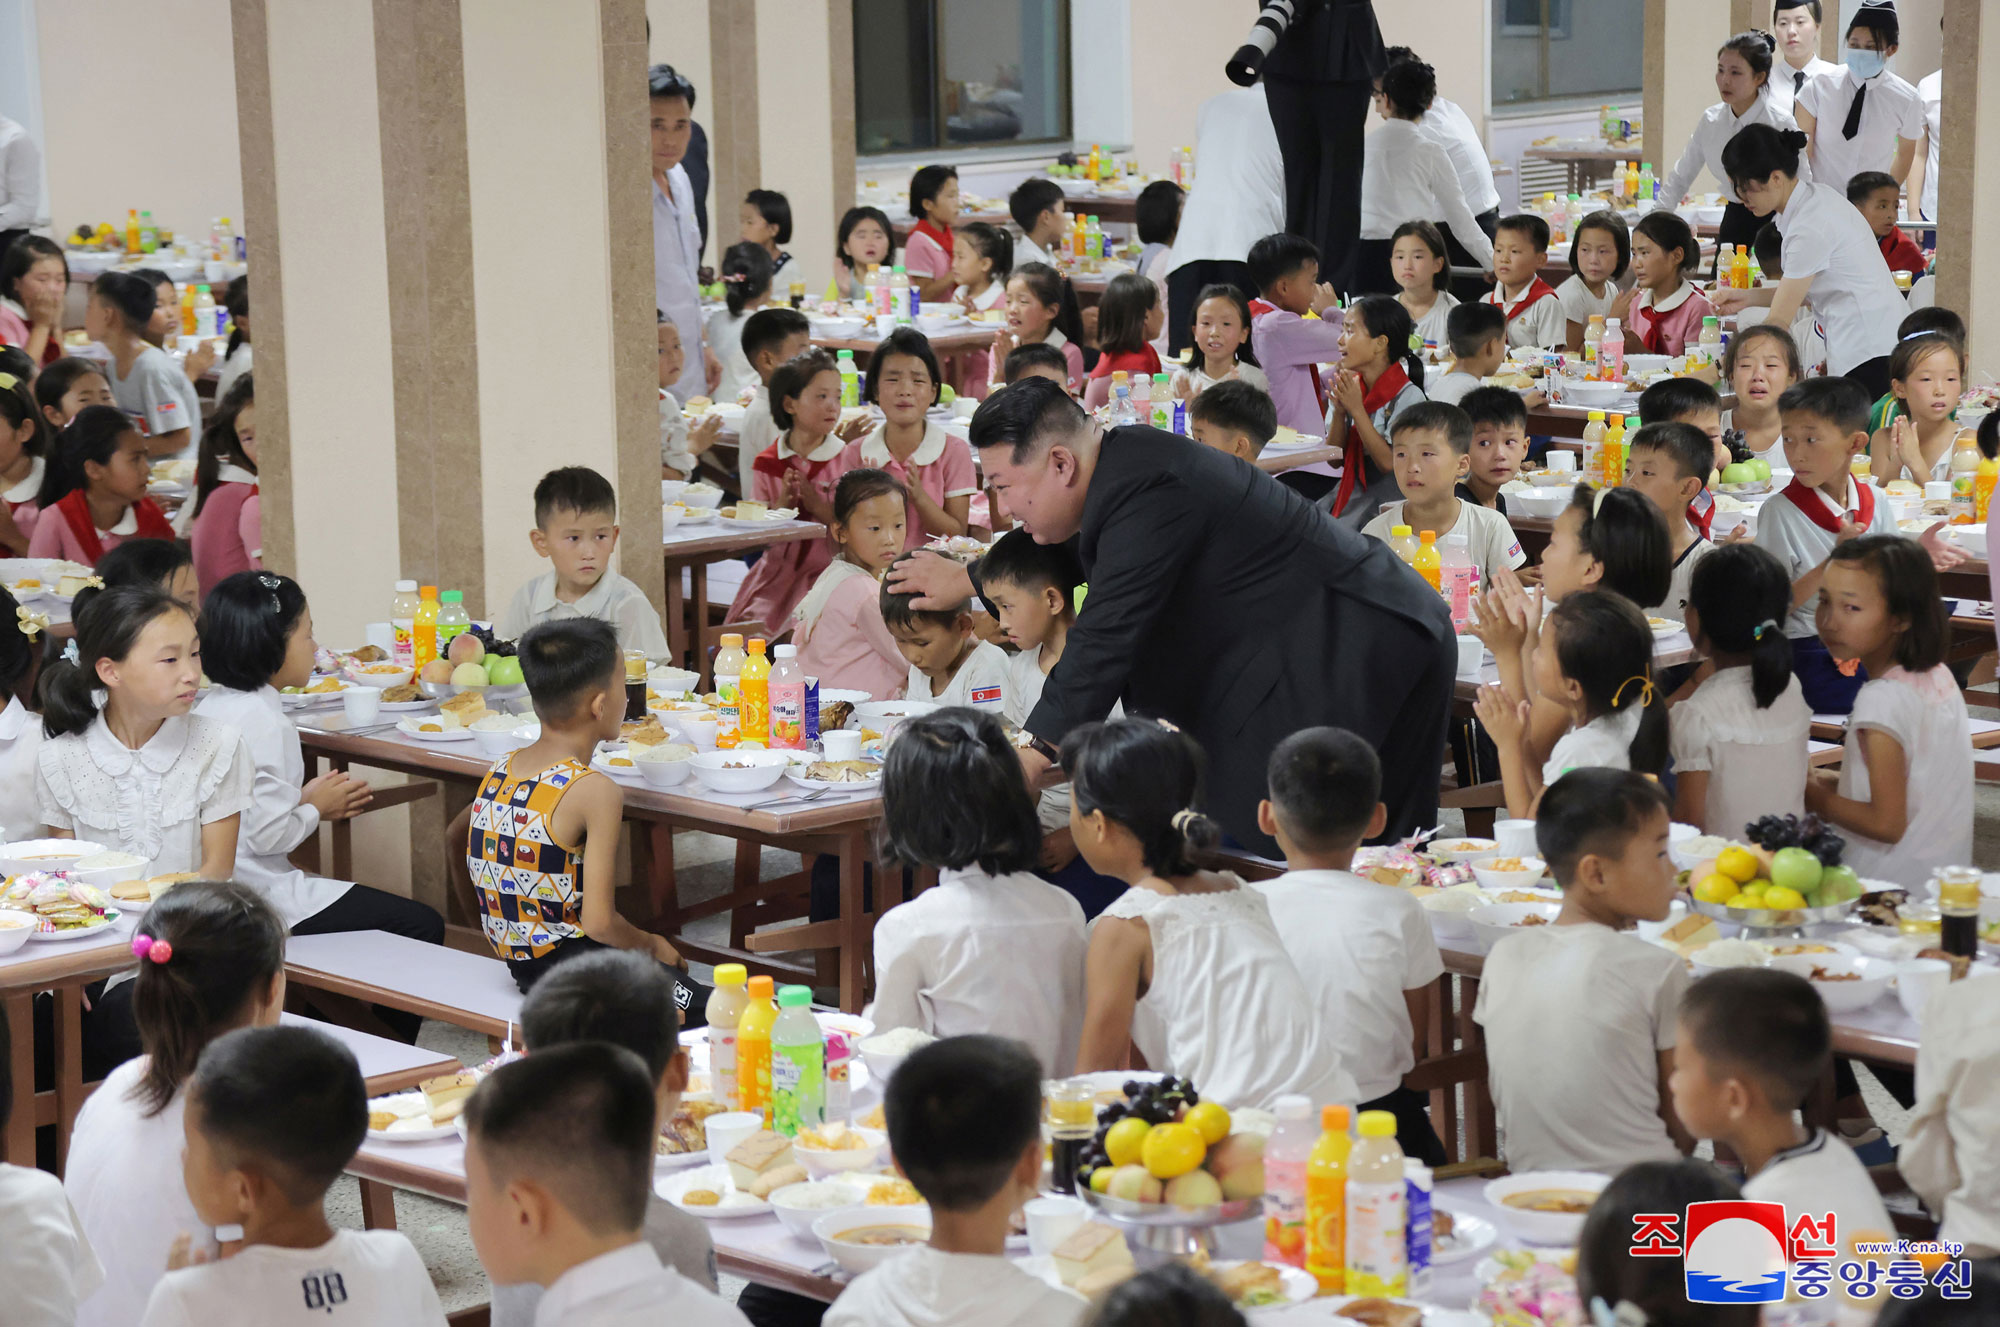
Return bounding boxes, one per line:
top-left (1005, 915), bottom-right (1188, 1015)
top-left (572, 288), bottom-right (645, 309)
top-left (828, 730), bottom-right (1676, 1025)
top-left (1687, 896), bottom-right (1858, 932)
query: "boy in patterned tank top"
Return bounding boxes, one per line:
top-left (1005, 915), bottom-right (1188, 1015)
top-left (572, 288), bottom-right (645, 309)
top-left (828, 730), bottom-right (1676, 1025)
top-left (467, 619), bottom-right (688, 998)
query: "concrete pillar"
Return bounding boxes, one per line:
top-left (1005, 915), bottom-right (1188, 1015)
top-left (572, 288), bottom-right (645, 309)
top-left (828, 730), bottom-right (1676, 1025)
top-left (1935, 0), bottom-right (1996, 360)
top-left (1645, 0), bottom-right (1734, 181)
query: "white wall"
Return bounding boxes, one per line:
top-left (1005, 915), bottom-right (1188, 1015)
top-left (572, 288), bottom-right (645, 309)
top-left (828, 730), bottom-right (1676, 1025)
top-left (32, 0), bottom-right (243, 239)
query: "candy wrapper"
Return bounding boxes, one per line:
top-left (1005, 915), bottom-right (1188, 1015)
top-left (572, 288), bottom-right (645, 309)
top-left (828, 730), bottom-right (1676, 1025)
top-left (1354, 845), bottom-right (1427, 889)
top-left (1476, 1253), bottom-right (1582, 1327)
top-left (1424, 861), bottom-right (1478, 889)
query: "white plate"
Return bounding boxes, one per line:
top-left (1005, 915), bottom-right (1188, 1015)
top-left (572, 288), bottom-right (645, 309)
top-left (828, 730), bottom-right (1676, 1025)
top-left (378, 698), bottom-right (435, 713)
top-left (657, 1162), bottom-right (772, 1218)
top-left (591, 751), bottom-right (648, 783)
top-left (280, 682), bottom-right (356, 708)
top-left (27, 910), bottom-right (122, 942)
top-left (670, 507), bottom-right (717, 525)
top-left (1431, 1205), bottom-right (1498, 1263)
top-left (1211, 1261), bottom-right (1318, 1309)
top-left (785, 767), bottom-right (883, 792)
top-left (396, 718), bottom-right (475, 742)
top-left (370, 1094), bottom-right (458, 1142)
top-left (656, 1146), bottom-right (714, 1172)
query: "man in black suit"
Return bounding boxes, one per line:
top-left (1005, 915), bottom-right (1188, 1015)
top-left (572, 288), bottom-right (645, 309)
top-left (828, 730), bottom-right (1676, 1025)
top-left (890, 379), bottom-right (1455, 855)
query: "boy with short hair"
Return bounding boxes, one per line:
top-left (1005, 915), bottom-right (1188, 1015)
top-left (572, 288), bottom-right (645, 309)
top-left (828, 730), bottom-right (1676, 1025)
top-left (497, 467), bottom-right (671, 659)
top-left (140, 1025), bottom-right (446, 1327)
top-left (1002, 342), bottom-right (1070, 388)
top-left (468, 619), bottom-right (688, 994)
top-left (1253, 728), bottom-right (1445, 1163)
top-left (1360, 401), bottom-right (1526, 585)
top-left (1638, 375), bottom-right (1726, 473)
top-left (1430, 302), bottom-right (1506, 406)
top-left (1244, 232), bottom-right (1346, 433)
top-left (488, 951), bottom-right (716, 1327)
top-left (1187, 378), bottom-right (1278, 462)
top-left (1672, 967), bottom-right (1895, 1271)
top-left (736, 306), bottom-right (813, 494)
top-left (1007, 178), bottom-right (1068, 271)
top-left (1475, 769), bottom-right (1692, 1173)
top-left (1624, 421), bottom-right (1719, 621)
top-left (1848, 170), bottom-right (1928, 278)
top-left (1480, 216), bottom-right (1565, 350)
top-left (1755, 377), bottom-right (1898, 713)
top-left (1458, 386), bottom-right (1530, 513)
top-left (658, 315), bottom-right (723, 480)
top-left (881, 579), bottom-right (1009, 713)
top-left (825, 1036), bottom-right (1086, 1327)
top-left (466, 1045), bottom-right (747, 1327)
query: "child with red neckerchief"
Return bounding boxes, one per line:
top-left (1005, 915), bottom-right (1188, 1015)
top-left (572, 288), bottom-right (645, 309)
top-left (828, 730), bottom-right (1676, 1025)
top-left (1480, 215), bottom-right (1565, 350)
top-left (26, 405), bottom-right (173, 566)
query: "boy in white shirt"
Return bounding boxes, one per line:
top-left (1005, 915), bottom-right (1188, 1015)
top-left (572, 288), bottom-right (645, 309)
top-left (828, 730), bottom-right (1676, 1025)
top-left (1458, 387), bottom-right (1532, 516)
top-left (140, 1025), bottom-right (447, 1327)
top-left (1252, 728), bottom-right (1445, 1163)
top-left (882, 579), bottom-right (1009, 715)
top-left (826, 1037), bottom-right (1087, 1327)
top-left (733, 308), bottom-right (812, 497)
top-left (1186, 378), bottom-right (1278, 465)
top-left (0, 1015), bottom-right (102, 1327)
top-left (658, 317), bottom-right (723, 480)
top-left (1622, 421), bottom-right (1717, 622)
top-left (1903, 971), bottom-right (2000, 1259)
top-left (465, 1045), bottom-right (748, 1327)
top-left (1754, 377), bottom-right (1897, 715)
top-left (1430, 303), bottom-right (1505, 408)
top-left (497, 467), bottom-right (671, 660)
top-left (1671, 967), bottom-right (1895, 1311)
top-left (1481, 216), bottom-right (1566, 350)
top-left (489, 951), bottom-right (717, 1327)
top-left (1474, 769), bottom-right (1693, 1173)
top-left (1007, 178), bottom-right (1068, 273)
top-left (1361, 402), bottom-right (1527, 587)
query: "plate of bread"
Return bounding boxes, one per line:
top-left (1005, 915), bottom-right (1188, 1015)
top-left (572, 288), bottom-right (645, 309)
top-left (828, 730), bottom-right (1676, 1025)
top-left (396, 691), bottom-right (489, 740)
top-left (369, 1070), bottom-right (478, 1141)
top-left (106, 873), bottom-right (197, 913)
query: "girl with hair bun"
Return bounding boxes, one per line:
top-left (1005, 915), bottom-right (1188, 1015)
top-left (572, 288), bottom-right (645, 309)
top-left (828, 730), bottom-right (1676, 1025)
top-left (1657, 30), bottom-right (1797, 261)
top-left (1069, 717), bottom-right (1357, 1110)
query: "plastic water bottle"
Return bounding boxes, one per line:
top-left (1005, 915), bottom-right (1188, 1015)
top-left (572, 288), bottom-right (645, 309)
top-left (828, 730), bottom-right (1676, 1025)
top-left (1345, 1110), bottom-right (1408, 1297)
top-left (769, 644), bottom-right (807, 748)
top-left (139, 210), bottom-right (158, 253)
top-left (739, 638), bottom-right (771, 747)
top-left (890, 264), bottom-right (912, 324)
top-left (713, 633), bottom-right (747, 749)
top-left (1151, 373), bottom-right (1173, 430)
top-left (1601, 318), bottom-right (1625, 384)
top-left (1388, 523), bottom-right (1419, 566)
top-left (836, 350), bottom-right (860, 408)
top-left (768, 984), bottom-right (824, 1136)
top-left (390, 580), bottom-right (421, 670)
top-left (1305, 1105), bottom-right (1352, 1293)
top-left (1638, 162), bottom-right (1656, 201)
top-left (705, 965), bottom-right (749, 1111)
top-left (1132, 370), bottom-right (1151, 421)
top-left (436, 590), bottom-right (471, 655)
top-left (1439, 531), bottom-right (1478, 629)
top-left (736, 975), bottom-right (777, 1118)
top-left (1111, 375), bottom-right (1138, 426)
top-left (1263, 1095), bottom-right (1314, 1269)
top-left (193, 284), bottom-right (218, 339)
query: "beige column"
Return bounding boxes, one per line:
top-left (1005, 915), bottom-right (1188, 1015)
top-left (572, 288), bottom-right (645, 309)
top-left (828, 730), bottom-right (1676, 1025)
top-left (1936, 1), bottom-right (1997, 359)
top-left (752, 0), bottom-right (850, 281)
top-left (1645, 0), bottom-right (1734, 179)
top-left (706, 0), bottom-right (762, 265)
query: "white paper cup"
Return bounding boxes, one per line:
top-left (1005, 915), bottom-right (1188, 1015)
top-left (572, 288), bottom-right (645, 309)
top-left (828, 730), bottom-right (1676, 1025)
top-left (704, 1111), bottom-right (764, 1168)
top-left (342, 688), bottom-right (383, 724)
top-left (1925, 481), bottom-right (1952, 502)
top-left (1024, 1195), bottom-right (1088, 1257)
top-left (1496, 818), bottom-right (1539, 857)
top-left (1547, 450), bottom-right (1576, 473)
top-left (1455, 634), bottom-right (1484, 678)
top-left (820, 729), bottom-right (864, 761)
top-left (364, 621), bottom-right (397, 654)
top-left (676, 712), bottom-right (719, 752)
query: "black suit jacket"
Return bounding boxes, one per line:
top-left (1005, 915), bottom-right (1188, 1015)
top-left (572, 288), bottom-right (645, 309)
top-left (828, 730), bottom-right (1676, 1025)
top-left (1025, 427), bottom-right (1455, 854)
top-left (1259, 0), bottom-right (1385, 85)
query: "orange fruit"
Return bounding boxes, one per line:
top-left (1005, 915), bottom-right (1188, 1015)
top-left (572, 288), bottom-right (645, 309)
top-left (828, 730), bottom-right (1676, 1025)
top-left (1140, 1121), bottom-right (1205, 1179)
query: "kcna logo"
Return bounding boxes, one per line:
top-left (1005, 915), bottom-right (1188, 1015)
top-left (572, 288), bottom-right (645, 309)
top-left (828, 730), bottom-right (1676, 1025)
top-left (1631, 1202), bottom-right (1973, 1305)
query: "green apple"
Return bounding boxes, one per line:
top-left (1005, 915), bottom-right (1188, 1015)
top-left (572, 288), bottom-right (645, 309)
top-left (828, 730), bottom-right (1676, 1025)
top-left (1747, 457), bottom-right (1772, 482)
top-left (486, 655), bottom-right (525, 686)
top-left (1770, 846), bottom-right (1824, 895)
top-left (1818, 864), bottom-right (1862, 903)
top-left (939, 384), bottom-right (957, 405)
top-left (1720, 462), bottom-right (1754, 486)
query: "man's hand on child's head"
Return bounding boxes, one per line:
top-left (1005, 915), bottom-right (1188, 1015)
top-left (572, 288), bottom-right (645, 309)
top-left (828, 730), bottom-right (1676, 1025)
top-left (886, 550), bottom-right (976, 611)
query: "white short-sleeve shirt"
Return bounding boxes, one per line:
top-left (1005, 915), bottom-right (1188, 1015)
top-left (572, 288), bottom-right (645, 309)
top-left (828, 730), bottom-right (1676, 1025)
top-left (825, 1246), bottom-right (1086, 1327)
top-left (906, 639), bottom-right (1010, 714)
top-left (1252, 870), bottom-right (1444, 1101)
top-left (1361, 500), bottom-right (1525, 586)
top-left (1798, 67), bottom-right (1925, 199)
top-left (1902, 973), bottom-right (2000, 1258)
top-left (1554, 275), bottom-right (1618, 331)
top-left (1754, 479), bottom-right (1898, 638)
top-left (139, 1230), bottom-right (447, 1327)
top-left (1669, 667), bottom-right (1812, 833)
top-left (497, 569), bottom-right (671, 661)
top-left (1542, 705), bottom-right (1642, 787)
top-left (531, 1242), bottom-right (747, 1327)
top-left (1743, 1129), bottom-right (1896, 1254)
top-left (107, 345), bottom-right (202, 451)
top-left (1838, 665), bottom-right (1973, 889)
top-left (36, 714), bottom-right (252, 877)
top-left (1775, 181), bottom-right (1907, 376)
top-left (0, 1162), bottom-right (102, 1327)
top-left (1409, 291), bottom-right (1459, 350)
top-left (1658, 535), bottom-right (1712, 623)
top-left (1474, 921), bottom-right (1688, 1173)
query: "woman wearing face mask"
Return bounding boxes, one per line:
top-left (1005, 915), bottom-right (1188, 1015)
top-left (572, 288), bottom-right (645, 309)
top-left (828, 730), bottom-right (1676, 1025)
top-left (1792, 1), bottom-right (1925, 209)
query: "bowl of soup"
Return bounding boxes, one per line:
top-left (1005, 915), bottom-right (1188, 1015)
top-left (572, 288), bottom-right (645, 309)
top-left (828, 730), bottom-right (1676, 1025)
top-left (1484, 1170), bottom-right (1609, 1245)
top-left (0, 908), bottom-right (37, 955)
top-left (0, 838), bottom-right (110, 879)
top-left (813, 1208), bottom-right (934, 1274)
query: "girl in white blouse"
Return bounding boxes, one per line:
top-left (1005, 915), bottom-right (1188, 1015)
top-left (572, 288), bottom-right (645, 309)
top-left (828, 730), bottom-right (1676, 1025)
top-left (192, 573), bottom-right (443, 989)
top-left (1390, 220), bottom-right (1459, 351)
top-left (1070, 719), bottom-right (1356, 1111)
top-left (867, 709), bottom-right (1086, 1078)
top-left (1670, 544), bottom-right (1811, 834)
top-left (66, 881), bottom-right (287, 1327)
top-left (1557, 212), bottom-right (1629, 352)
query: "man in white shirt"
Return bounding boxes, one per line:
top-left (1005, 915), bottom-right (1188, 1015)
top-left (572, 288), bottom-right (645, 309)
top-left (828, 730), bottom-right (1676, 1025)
top-left (1903, 969), bottom-right (2000, 1259)
top-left (465, 1046), bottom-right (748, 1327)
top-left (1767, 0), bottom-right (1840, 120)
top-left (1165, 85), bottom-right (1285, 356)
top-left (1795, 8), bottom-right (1924, 195)
top-left (650, 66), bottom-right (719, 403)
top-left (1252, 728), bottom-right (1446, 1163)
top-left (0, 114), bottom-right (46, 257)
top-left (826, 1038), bottom-right (1087, 1327)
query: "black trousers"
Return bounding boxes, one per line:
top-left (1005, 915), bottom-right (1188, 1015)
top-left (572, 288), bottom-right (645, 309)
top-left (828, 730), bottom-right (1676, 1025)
top-left (1442, 208), bottom-right (1500, 303)
top-left (1166, 258), bottom-right (1255, 357)
top-left (1846, 355), bottom-right (1892, 401)
top-left (1360, 1084), bottom-right (1449, 1168)
top-left (505, 935), bottom-right (710, 1029)
top-left (1346, 237), bottom-right (1396, 298)
top-left (290, 885), bottom-right (446, 1042)
top-left (1263, 76), bottom-right (1373, 288)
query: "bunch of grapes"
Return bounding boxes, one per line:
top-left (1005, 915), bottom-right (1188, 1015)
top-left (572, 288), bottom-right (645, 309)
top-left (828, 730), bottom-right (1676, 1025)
top-left (468, 625), bottom-right (517, 658)
top-left (1724, 429), bottom-right (1750, 465)
top-left (1744, 813), bottom-right (1846, 866)
top-left (1077, 1078), bottom-right (1199, 1177)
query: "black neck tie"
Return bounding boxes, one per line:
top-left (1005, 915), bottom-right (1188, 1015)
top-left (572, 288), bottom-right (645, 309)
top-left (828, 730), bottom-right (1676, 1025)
top-left (1843, 82), bottom-right (1867, 140)
top-left (1794, 69), bottom-right (1806, 95)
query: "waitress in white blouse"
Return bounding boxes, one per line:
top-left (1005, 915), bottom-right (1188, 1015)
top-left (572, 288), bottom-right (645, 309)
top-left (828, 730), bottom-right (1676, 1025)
top-left (1353, 58), bottom-right (1493, 296)
top-left (1714, 123), bottom-right (1904, 397)
top-left (1657, 31), bottom-right (1802, 270)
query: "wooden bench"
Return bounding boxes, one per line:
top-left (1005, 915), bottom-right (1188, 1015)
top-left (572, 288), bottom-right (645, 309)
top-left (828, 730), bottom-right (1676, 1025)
top-left (285, 931), bottom-right (523, 1042)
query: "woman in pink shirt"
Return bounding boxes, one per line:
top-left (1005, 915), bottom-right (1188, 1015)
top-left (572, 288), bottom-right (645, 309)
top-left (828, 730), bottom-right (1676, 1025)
top-left (188, 374), bottom-right (260, 600)
top-left (1612, 211), bottom-right (1716, 357)
top-left (27, 405), bottom-right (174, 565)
top-left (843, 328), bottom-right (977, 549)
top-left (793, 469), bottom-right (909, 701)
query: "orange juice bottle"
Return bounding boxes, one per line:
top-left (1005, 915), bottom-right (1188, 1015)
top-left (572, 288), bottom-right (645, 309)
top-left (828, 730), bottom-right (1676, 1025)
top-left (736, 974), bottom-right (778, 1119)
top-left (1305, 1104), bottom-right (1352, 1293)
top-left (738, 638), bottom-right (771, 747)
top-left (1412, 531), bottom-right (1441, 592)
top-left (125, 209), bottom-right (140, 256)
top-left (413, 586), bottom-right (439, 670)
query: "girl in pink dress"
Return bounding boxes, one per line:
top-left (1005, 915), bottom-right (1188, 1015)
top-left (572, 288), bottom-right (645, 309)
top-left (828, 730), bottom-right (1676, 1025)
top-left (1611, 211), bottom-right (1715, 358)
top-left (27, 405), bottom-right (174, 565)
top-left (725, 349), bottom-right (869, 633)
top-left (986, 264), bottom-right (1086, 394)
top-left (0, 366), bottom-right (46, 553)
top-left (793, 468), bottom-right (909, 701)
top-left (843, 328), bottom-right (977, 549)
top-left (188, 374), bottom-right (261, 600)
